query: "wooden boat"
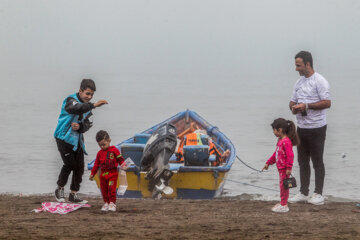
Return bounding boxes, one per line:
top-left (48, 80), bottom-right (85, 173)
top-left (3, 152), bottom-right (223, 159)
top-left (87, 109), bottom-right (236, 199)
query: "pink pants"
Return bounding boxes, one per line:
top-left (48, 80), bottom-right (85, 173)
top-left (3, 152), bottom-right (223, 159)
top-left (278, 169), bottom-right (289, 206)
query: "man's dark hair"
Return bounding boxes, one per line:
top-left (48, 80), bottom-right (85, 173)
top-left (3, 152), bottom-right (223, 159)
top-left (80, 79), bottom-right (96, 91)
top-left (96, 130), bottom-right (110, 142)
top-left (295, 51), bottom-right (313, 68)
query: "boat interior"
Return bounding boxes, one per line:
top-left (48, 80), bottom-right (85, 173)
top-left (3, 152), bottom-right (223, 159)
top-left (116, 111), bottom-right (233, 173)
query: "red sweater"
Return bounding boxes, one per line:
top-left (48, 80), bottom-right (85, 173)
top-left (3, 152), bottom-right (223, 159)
top-left (91, 146), bottom-right (125, 175)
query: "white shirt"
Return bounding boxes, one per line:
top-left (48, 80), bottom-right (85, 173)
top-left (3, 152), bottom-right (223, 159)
top-left (291, 72), bottom-right (330, 129)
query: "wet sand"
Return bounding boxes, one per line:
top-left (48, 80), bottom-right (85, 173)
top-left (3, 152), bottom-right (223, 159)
top-left (1, 194), bottom-right (360, 240)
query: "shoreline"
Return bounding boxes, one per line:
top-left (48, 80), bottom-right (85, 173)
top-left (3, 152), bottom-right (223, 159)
top-left (1, 192), bottom-right (357, 203)
top-left (1, 194), bottom-right (360, 239)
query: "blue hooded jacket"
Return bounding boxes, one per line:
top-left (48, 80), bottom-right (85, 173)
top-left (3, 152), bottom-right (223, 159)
top-left (54, 93), bottom-right (93, 154)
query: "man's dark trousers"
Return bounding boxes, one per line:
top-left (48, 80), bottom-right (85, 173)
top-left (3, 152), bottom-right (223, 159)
top-left (297, 125), bottom-right (326, 196)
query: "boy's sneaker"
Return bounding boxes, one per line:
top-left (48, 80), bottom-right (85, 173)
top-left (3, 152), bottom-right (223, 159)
top-left (308, 193), bottom-right (325, 205)
top-left (108, 202), bottom-right (116, 212)
top-left (68, 192), bottom-right (88, 204)
top-left (55, 187), bottom-right (65, 203)
top-left (101, 203), bottom-right (109, 212)
top-left (272, 203), bottom-right (289, 213)
top-left (288, 192), bottom-right (309, 203)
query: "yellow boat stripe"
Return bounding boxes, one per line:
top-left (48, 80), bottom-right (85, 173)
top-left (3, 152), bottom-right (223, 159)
top-left (94, 170), bottom-right (227, 198)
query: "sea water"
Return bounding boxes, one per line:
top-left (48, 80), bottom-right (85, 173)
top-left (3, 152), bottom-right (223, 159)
top-left (0, 73), bottom-right (359, 201)
top-left (1, 0), bottom-right (360, 201)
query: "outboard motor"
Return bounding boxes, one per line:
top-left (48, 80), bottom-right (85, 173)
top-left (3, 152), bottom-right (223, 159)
top-left (141, 123), bottom-right (177, 198)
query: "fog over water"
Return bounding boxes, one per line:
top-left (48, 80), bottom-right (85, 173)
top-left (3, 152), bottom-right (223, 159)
top-left (1, 0), bottom-right (359, 200)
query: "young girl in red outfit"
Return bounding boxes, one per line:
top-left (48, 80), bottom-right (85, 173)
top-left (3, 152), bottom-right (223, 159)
top-left (89, 130), bottom-right (125, 212)
top-left (263, 118), bottom-right (299, 213)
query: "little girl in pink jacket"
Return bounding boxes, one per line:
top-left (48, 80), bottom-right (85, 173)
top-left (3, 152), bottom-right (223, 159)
top-left (263, 118), bottom-right (299, 213)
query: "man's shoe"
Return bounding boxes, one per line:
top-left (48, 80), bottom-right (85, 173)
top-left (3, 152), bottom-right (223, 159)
top-left (68, 192), bottom-right (88, 204)
top-left (308, 193), bottom-right (325, 205)
top-left (101, 203), bottom-right (109, 212)
top-left (272, 203), bottom-right (289, 213)
top-left (288, 192), bottom-right (309, 203)
top-left (55, 187), bottom-right (65, 203)
top-left (108, 202), bottom-right (116, 212)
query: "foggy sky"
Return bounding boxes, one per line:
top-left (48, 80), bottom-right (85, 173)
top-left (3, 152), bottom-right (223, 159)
top-left (1, 0), bottom-right (360, 79)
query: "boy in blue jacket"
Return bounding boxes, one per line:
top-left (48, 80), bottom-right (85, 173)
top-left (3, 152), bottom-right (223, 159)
top-left (54, 79), bottom-right (108, 203)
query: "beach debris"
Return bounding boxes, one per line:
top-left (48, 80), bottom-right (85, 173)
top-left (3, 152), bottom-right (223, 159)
top-left (341, 153), bottom-right (347, 159)
top-left (18, 193), bottom-right (30, 197)
top-left (32, 202), bottom-right (90, 214)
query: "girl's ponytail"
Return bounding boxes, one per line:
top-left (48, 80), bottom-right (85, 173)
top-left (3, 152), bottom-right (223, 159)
top-left (286, 120), bottom-right (299, 146)
top-left (271, 118), bottom-right (300, 146)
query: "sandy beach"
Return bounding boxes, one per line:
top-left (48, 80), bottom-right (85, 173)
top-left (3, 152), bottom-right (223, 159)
top-left (1, 194), bottom-right (360, 240)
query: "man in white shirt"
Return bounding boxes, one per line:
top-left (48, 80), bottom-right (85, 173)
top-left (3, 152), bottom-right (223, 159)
top-left (288, 51), bottom-right (331, 205)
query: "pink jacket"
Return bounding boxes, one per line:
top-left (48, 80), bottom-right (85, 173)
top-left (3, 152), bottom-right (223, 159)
top-left (266, 137), bottom-right (294, 170)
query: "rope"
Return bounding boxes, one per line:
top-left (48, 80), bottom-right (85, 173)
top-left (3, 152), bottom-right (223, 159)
top-left (236, 155), bottom-right (262, 173)
top-left (225, 155), bottom-right (293, 194)
top-left (221, 177), bottom-right (280, 193)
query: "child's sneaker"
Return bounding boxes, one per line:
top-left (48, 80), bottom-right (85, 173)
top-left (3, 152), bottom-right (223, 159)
top-left (272, 203), bottom-right (289, 213)
top-left (68, 192), bottom-right (88, 204)
top-left (307, 193), bottom-right (325, 205)
top-left (288, 192), bottom-right (309, 203)
top-left (55, 187), bottom-right (65, 203)
top-left (101, 203), bottom-right (109, 211)
top-left (108, 202), bottom-right (116, 212)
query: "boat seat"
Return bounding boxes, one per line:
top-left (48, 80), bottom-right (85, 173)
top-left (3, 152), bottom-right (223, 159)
top-left (169, 153), bottom-right (177, 161)
top-left (169, 163), bottom-right (183, 171)
top-left (208, 154), bottom-right (216, 163)
top-left (134, 133), bottom-right (151, 144)
top-left (120, 143), bottom-right (145, 167)
top-left (183, 145), bottom-right (210, 166)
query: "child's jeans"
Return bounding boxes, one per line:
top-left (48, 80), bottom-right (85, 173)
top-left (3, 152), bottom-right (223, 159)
top-left (100, 170), bottom-right (118, 203)
top-left (278, 169), bottom-right (289, 206)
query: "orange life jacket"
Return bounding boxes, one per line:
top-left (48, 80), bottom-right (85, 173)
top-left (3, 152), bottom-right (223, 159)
top-left (209, 142), bottom-right (222, 166)
top-left (185, 132), bottom-right (203, 146)
top-left (177, 133), bottom-right (223, 166)
top-left (177, 132), bottom-right (203, 156)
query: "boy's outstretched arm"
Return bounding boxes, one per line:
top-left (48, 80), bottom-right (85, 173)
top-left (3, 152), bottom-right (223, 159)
top-left (93, 100), bottom-right (108, 108)
top-left (65, 97), bottom-right (95, 115)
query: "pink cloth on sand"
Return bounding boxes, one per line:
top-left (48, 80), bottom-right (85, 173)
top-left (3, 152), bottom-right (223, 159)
top-left (33, 202), bottom-right (90, 214)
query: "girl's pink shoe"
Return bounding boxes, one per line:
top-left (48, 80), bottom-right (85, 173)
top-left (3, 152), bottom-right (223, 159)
top-left (272, 203), bottom-right (289, 213)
